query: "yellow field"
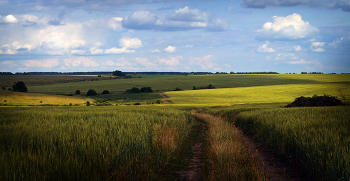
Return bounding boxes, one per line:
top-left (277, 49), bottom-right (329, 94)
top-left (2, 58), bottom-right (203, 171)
top-left (165, 83), bottom-right (350, 106)
top-left (0, 90), bottom-right (89, 106)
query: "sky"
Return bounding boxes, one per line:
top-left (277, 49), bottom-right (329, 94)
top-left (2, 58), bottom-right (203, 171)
top-left (0, 0), bottom-right (350, 73)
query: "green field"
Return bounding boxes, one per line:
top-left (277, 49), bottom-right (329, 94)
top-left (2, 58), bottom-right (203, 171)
top-left (1, 74), bottom-right (349, 180)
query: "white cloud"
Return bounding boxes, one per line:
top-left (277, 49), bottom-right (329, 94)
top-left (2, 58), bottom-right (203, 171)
top-left (63, 57), bottom-right (99, 68)
top-left (310, 42), bottom-right (325, 52)
top-left (135, 57), bottom-right (157, 67)
top-left (275, 53), bottom-right (298, 61)
top-left (329, 37), bottom-right (344, 48)
top-left (151, 49), bottom-right (160, 53)
top-left (105, 37), bottom-right (142, 54)
top-left (122, 6), bottom-right (229, 31)
top-left (294, 45), bottom-right (302, 52)
top-left (164, 46), bottom-right (176, 53)
top-left (119, 37), bottom-right (142, 49)
top-left (0, 15), bottom-right (18, 23)
top-left (289, 59), bottom-right (309, 64)
top-left (158, 56), bottom-right (183, 66)
top-left (108, 17), bottom-right (123, 30)
top-left (185, 45), bottom-right (193, 48)
top-left (257, 13), bottom-right (319, 40)
top-left (257, 41), bottom-right (275, 53)
top-left (23, 59), bottom-right (59, 68)
top-left (189, 54), bottom-right (218, 69)
top-left (102, 58), bottom-right (134, 67)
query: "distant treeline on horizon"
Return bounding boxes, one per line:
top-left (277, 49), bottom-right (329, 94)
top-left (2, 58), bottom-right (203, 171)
top-left (0, 71), bottom-right (349, 75)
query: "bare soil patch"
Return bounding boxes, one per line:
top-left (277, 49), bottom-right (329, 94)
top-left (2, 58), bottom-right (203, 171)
top-left (176, 111), bottom-right (207, 181)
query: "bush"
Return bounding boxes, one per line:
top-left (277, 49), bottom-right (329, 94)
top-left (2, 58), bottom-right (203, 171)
top-left (101, 90), bottom-right (109, 94)
top-left (140, 87), bottom-right (153, 92)
top-left (8, 88), bottom-right (11, 91)
top-left (173, 87), bottom-right (182, 91)
top-left (126, 87), bottom-right (141, 93)
top-left (12, 81), bottom-right (27, 92)
top-left (86, 101), bottom-right (91, 106)
top-left (2, 87), bottom-right (5, 90)
top-left (193, 86), bottom-right (196, 90)
top-left (76, 90), bottom-right (80, 94)
top-left (134, 102), bottom-right (141, 105)
top-left (285, 95), bottom-right (344, 107)
top-left (86, 89), bottom-right (97, 96)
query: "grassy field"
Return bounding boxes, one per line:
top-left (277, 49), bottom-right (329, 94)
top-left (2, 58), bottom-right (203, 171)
top-left (0, 106), bottom-right (197, 180)
top-left (1, 74), bottom-right (349, 180)
top-left (225, 106), bottom-right (350, 181)
top-left (14, 74), bottom-right (348, 94)
top-left (0, 90), bottom-right (89, 106)
top-left (166, 83), bottom-right (350, 106)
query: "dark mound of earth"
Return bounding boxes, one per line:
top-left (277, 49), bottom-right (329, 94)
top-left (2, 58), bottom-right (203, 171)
top-left (286, 95), bottom-right (344, 107)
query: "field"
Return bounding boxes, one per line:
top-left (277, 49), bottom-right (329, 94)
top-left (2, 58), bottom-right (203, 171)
top-left (1, 74), bottom-right (349, 180)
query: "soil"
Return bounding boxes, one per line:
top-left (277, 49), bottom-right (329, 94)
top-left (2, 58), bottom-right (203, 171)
top-left (176, 112), bottom-right (207, 181)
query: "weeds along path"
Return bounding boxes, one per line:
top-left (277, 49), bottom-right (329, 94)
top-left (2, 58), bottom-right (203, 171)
top-left (192, 110), bottom-right (267, 180)
top-left (176, 110), bottom-right (207, 181)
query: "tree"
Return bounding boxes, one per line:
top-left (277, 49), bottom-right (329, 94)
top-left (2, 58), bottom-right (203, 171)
top-left (86, 89), bottom-right (97, 96)
top-left (141, 87), bottom-right (153, 92)
top-left (2, 87), bottom-right (5, 90)
top-left (12, 81), bottom-right (27, 92)
top-left (76, 90), bottom-right (80, 94)
top-left (102, 90), bottom-right (109, 94)
top-left (112, 70), bottom-right (126, 77)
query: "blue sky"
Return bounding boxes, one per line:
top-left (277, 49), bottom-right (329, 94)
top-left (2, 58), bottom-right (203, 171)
top-left (0, 0), bottom-right (349, 73)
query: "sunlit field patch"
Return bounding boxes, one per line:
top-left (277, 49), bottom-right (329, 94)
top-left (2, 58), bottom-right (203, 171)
top-left (165, 83), bottom-right (350, 106)
top-left (0, 90), bottom-right (88, 106)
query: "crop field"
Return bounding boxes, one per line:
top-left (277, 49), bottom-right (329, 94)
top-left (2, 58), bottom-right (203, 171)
top-left (0, 90), bottom-right (89, 106)
top-left (1, 74), bottom-right (349, 180)
top-left (225, 106), bottom-right (350, 181)
top-left (0, 106), bottom-right (197, 180)
top-left (18, 74), bottom-right (348, 94)
top-left (166, 83), bottom-right (350, 106)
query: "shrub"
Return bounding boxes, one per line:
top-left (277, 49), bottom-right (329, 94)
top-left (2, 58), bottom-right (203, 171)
top-left (86, 101), bottom-right (91, 106)
top-left (76, 90), bottom-right (80, 94)
top-left (126, 87), bottom-right (141, 93)
top-left (134, 102), bottom-right (141, 105)
top-left (102, 90), bottom-right (109, 94)
top-left (2, 87), bottom-right (5, 90)
top-left (173, 87), bottom-right (182, 91)
top-left (193, 86), bottom-right (196, 90)
top-left (8, 88), bottom-right (11, 91)
top-left (140, 87), bottom-right (153, 92)
top-left (69, 103), bottom-right (73, 106)
top-left (86, 89), bottom-right (97, 96)
top-left (68, 94), bottom-right (73, 96)
top-left (12, 81), bottom-right (27, 92)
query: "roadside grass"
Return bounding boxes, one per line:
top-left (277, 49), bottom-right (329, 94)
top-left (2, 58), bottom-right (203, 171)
top-left (166, 83), bottom-right (350, 106)
top-left (0, 106), bottom-right (197, 180)
top-left (222, 106), bottom-right (350, 181)
top-left (24, 74), bottom-right (350, 94)
top-left (0, 90), bottom-right (88, 106)
top-left (192, 110), bottom-right (267, 180)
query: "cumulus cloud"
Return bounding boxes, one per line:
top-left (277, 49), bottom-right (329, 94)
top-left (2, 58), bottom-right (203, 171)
top-left (294, 45), bottom-right (302, 51)
top-left (105, 37), bottom-right (142, 54)
top-left (289, 59), bottom-right (309, 65)
top-left (0, 15), bottom-right (18, 23)
top-left (242, 0), bottom-right (350, 12)
top-left (310, 42), bottom-right (325, 52)
top-left (158, 56), bottom-right (183, 66)
top-left (122, 6), bottom-right (229, 31)
top-left (23, 59), bottom-right (59, 68)
top-left (108, 17), bottom-right (123, 30)
top-left (256, 13), bottom-right (319, 40)
top-left (189, 54), bottom-right (218, 69)
top-left (164, 46), bottom-right (176, 53)
top-left (135, 57), bottom-right (158, 67)
top-left (256, 41), bottom-right (275, 53)
top-left (63, 57), bottom-right (99, 68)
top-left (151, 49), bottom-right (160, 53)
top-left (185, 45), bottom-right (193, 48)
top-left (101, 58), bottom-right (134, 68)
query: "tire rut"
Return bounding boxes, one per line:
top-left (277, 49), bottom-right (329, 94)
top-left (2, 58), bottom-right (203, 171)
top-left (176, 111), bottom-right (206, 181)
